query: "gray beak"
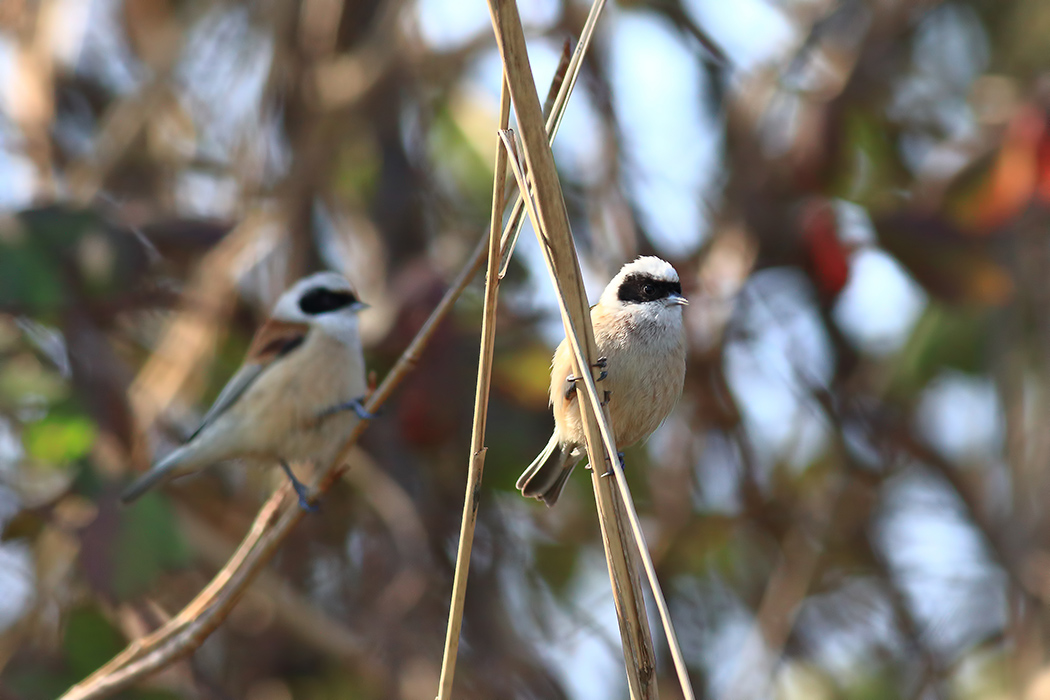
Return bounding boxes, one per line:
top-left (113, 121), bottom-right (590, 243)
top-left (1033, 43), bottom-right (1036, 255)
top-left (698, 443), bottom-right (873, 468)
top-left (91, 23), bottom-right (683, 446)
top-left (665, 293), bottom-right (689, 306)
top-left (352, 301), bottom-right (370, 312)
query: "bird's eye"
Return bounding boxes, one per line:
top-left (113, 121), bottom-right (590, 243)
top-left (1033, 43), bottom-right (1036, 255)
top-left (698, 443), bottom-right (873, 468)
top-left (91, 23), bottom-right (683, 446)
top-left (299, 288), bottom-right (357, 314)
top-left (617, 274), bottom-right (669, 304)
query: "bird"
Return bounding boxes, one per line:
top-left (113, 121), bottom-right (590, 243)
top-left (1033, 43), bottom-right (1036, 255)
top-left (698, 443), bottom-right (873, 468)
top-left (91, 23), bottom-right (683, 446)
top-left (517, 256), bottom-right (688, 507)
top-left (121, 272), bottom-right (372, 510)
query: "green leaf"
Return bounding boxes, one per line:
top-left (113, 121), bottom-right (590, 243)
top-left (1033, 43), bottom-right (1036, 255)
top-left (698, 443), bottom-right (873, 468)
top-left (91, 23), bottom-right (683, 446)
top-left (843, 670), bottom-right (898, 700)
top-left (63, 606), bottom-right (125, 679)
top-left (113, 494), bottom-right (192, 598)
top-left (831, 110), bottom-right (908, 209)
top-left (427, 102), bottom-right (494, 218)
top-left (4, 667), bottom-right (73, 699)
top-left (23, 415), bottom-right (97, 465)
top-left (888, 303), bottom-right (992, 398)
top-left (334, 134), bottom-right (381, 204)
top-left (0, 244), bottom-right (66, 312)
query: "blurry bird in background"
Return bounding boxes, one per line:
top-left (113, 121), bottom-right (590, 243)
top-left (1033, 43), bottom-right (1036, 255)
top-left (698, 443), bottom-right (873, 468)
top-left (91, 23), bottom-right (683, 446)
top-left (121, 272), bottom-right (372, 510)
top-left (517, 257), bottom-right (689, 506)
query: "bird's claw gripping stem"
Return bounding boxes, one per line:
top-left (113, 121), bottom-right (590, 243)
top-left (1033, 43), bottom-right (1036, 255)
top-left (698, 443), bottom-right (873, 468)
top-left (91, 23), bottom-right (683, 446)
top-left (601, 452), bottom-right (626, 478)
top-left (280, 460), bottom-right (318, 513)
top-left (318, 396), bottom-right (376, 421)
top-left (566, 356), bottom-right (608, 384)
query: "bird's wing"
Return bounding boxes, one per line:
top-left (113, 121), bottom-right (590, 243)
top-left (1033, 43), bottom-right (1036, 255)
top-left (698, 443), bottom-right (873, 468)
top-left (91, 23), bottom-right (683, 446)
top-left (186, 319), bottom-right (310, 441)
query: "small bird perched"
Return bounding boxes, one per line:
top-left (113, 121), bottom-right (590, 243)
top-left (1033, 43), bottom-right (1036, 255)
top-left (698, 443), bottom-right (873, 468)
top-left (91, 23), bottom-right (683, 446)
top-left (121, 272), bottom-right (372, 510)
top-left (517, 256), bottom-right (688, 507)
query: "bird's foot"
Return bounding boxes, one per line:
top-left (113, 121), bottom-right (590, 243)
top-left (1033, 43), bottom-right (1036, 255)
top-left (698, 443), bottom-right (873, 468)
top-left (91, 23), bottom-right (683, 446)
top-left (565, 358), bottom-right (609, 400)
top-left (566, 357), bottom-right (609, 384)
top-left (280, 460), bottom-right (319, 513)
top-left (318, 396), bottom-right (376, 421)
top-left (601, 452), bottom-right (625, 478)
top-left (594, 356), bottom-right (608, 382)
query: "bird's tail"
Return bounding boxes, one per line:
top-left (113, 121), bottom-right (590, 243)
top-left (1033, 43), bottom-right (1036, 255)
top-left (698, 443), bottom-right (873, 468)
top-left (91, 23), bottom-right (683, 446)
top-left (120, 445), bottom-right (198, 504)
top-left (516, 433), bottom-right (579, 507)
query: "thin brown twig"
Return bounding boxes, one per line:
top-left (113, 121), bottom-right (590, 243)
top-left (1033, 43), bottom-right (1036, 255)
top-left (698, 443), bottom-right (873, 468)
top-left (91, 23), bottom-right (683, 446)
top-left (61, 485), bottom-right (290, 700)
top-left (497, 0), bottom-right (609, 279)
top-left (435, 74), bottom-right (511, 700)
top-left (542, 40), bottom-right (572, 121)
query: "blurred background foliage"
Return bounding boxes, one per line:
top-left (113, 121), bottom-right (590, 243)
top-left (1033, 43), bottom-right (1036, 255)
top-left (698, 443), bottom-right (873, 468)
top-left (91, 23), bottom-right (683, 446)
top-left (2, 0), bottom-right (1050, 699)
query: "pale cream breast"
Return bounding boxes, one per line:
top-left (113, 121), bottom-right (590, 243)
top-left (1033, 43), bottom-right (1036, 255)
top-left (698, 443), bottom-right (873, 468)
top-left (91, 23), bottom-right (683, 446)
top-left (230, 329), bottom-right (367, 462)
top-left (550, 304), bottom-right (686, 452)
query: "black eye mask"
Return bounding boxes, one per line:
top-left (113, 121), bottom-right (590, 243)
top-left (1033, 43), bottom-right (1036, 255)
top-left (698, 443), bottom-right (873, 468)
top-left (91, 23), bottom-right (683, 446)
top-left (617, 274), bottom-right (682, 304)
top-left (298, 287), bottom-right (358, 314)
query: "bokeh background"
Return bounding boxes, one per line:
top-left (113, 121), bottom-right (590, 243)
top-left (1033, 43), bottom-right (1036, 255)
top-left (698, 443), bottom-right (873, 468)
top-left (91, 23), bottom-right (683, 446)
top-left (2, 0), bottom-right (1050, 698)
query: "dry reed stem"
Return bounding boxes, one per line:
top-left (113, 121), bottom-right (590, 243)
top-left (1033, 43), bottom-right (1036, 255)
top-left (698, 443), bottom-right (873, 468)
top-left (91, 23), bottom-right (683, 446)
top-left (499, 129), bottom-right (656, 700)
top-left (485, 0), bottom-right (660, 694)
top-left (433, 20), bottom-right (604, 692)
top-left (434, 76), bottom-right (511, 700)
top-left (489, 2), bottom-right (697, 696)
top-left (503, 131), bottom-right (697, 697)
top-left (496, 0), bottom-right (608, 279)
top-left (542, 40), bottom-right (571, 123)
